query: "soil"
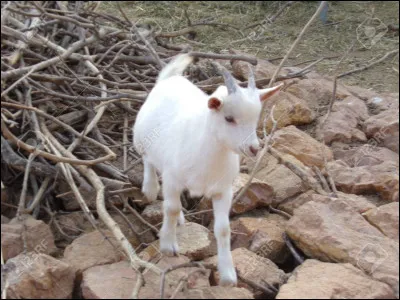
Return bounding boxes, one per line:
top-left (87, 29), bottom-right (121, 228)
top-left (100, 1), bottom-right (399, 93)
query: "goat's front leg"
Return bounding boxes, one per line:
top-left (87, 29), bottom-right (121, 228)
top-left (213, 188), bottom-right (237, 286)
top-left (159, 178), bottom-right (181, 256)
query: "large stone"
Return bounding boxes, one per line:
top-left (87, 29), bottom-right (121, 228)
top-left (230, 214), bottom-right (289, 264)
top-left (175, 287), bottom-right (254, 299)
top-left (263, 91), bottom-right (315, 131)
top-left (245, 152), bottom-right (307, 204)
top-left (366, 92), bottom-right (399, 114)
top-left (286, 201), bottom-right (399, 297)
top-left (142, 201), bottom-right (163, 225)
top-left (141, 222), bottom-right (217, 262)
top-left (278, 190), bottom-right (376, 215)
top-left (81, 261), bottom-right (137, 299)
top-left (334, 96), bottom-right (370, 121)
top-left (5, 252), bottom-right (75, 299)
top-left (286, 78), bottom-right (351, 112)
top-left (203, 248), bottom-right (286, 296)
top-left (174, 222), bottom-right (217, 260)
top-left (363, 109), bottom-right (399, 153)
top-left (271, 125), bottom-right (334, 168)
top-left (230, 173), bottom-right (274, 215)
top-left (1, 216), bottom-right (57, 261)
top-left (276, 259), bottom-right (396, 299)
top-left (139, 255), bottom-right (211, 299)
top-left (197, 173), bottom-right (275, 217)
top-left (63, 230), bottom-right (124, 275)
top-left (317, 111), bottom-right (367, 145)
top-left (332, 143), bottom-right (399, 167)
top-left (363, 202), bottom-right (399, 242)
top-left (316, 96), bottom-right (369, 144)
top-left (327, 160), bottom-right (399, 201)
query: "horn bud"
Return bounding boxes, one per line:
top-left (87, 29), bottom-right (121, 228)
top-left (221, 68), bottom-right (238, 95)
top-left (247, 64), bottom-right (256, 90)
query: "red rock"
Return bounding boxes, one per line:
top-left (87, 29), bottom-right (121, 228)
top-left (317, 96), bottom-right (369, 144)
top-left (230, 214), bottom-right (289, 264)
top-left (363, 202), bottom-right (399, 242)
top-left (63, 230), bottom-right (124, 274)
top-left (81, 261), bottom-right (137, 299)
top-left (140, 222), bottom-right (217, 262)
top-left (286, 78), bottom-right (351, 112)
top-left (175, 286), bottom-right (254, 299)
top-left (139, 255), bottom-right (210, 299)
top-left (197, 173), bottom-right (275, 217)
top-left (271, 125), bottom-right (334, 168)
top-left (278, 191), bottom-right (376, 215)
top-left (286, 200), bottom-right (399, 297)
top-left (1, 216), bottom-right (57, 261)
top-left (366, 93), bottom-right (399, 114)
top-left (327, 160), bottom-right (399, 201)
top-left (203, 248), bottom-right (286, 297)
top-left (363, 109), bottom-right (399, 153)
top-left (142, 201), bottom-right (163, 225)
top-left (332, 144), bottom-right (399, 167)
top-left (245, 152), bottom-right (307, 204)
top-left (263, 91), bottom-right (315, 131)
top-left (276, 259), bottom-right (396, 299)
top-left (5, 252), bottom-right (75, 299)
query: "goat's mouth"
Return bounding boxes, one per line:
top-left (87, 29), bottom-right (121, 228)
top-left (239, 146), bottom-right (256, 158)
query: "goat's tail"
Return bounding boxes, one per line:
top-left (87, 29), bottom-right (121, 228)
top-left (157, 53), bottom-right (193, 83)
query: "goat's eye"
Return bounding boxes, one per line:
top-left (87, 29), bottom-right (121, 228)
top-left (225, 116), bottom-right (235, 124)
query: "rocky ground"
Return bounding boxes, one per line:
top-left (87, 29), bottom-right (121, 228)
top-left (1, 1), bottom-right (399, 299)
top-left (2, 57), bottom-right (399, 299)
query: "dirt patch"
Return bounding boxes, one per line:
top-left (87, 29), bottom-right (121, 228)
top-left (99, 1), bottom-right (399, 93)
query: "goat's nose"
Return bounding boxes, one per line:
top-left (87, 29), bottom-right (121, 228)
top-left (249, 145), bottom-right (258, 156)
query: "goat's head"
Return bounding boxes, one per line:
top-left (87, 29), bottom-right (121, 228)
top-left (208, 66), bottom-right (282, 157)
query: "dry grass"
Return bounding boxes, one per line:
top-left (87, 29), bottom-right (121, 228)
top-left (99, 1), bottom-right (399, 92)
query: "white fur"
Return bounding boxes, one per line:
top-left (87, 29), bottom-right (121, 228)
top-left (133, 54), bottom-right (282, 286)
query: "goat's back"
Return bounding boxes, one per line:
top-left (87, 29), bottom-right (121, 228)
top-left (133, 75), bottom-right (206, 165)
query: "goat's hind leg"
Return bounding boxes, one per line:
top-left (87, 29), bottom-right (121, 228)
top-left (142, 159), bottom-right (160, 202)
top-left (159, 178), bottom-right (182, 256)
top-left (178, 210), bottom-right (185, 226)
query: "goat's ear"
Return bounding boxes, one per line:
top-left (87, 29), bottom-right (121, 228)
top-left (259, 83), bottom-right (283, 102)
top-left (208, 97), bottom-right (223, 110)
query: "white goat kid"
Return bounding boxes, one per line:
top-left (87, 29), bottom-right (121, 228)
top-left (133, 54), bottom-right (282, 286)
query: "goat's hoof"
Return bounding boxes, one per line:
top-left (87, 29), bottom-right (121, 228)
top-left (219, 269), bottom-right (238, 287)
top-left (160, 241), bottom-right (179, 257)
